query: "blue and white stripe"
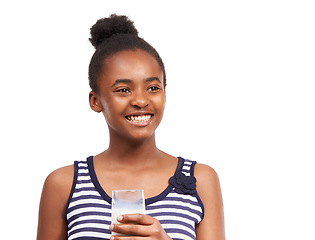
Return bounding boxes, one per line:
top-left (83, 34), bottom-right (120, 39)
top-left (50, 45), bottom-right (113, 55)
top-left (66, 157), bottom-right (204, 240)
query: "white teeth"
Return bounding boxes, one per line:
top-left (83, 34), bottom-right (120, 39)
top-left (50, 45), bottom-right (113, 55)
top-left (127, 115), bottom-right (152, 122)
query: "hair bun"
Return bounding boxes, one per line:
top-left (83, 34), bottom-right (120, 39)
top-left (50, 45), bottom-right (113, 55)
top-left (89, 14), bottom-right (138, 49)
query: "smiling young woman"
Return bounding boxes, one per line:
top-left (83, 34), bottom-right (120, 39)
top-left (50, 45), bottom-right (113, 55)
top-left (37, 14), bottom-right (225, 240)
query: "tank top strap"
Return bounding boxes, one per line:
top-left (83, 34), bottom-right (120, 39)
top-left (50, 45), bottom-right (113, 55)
top-left (75, 158), bottom-right (90, 180)
top-left (65, 157), bottom-right (94, 218)
top-left (179, 157), bottom-right (197, 177)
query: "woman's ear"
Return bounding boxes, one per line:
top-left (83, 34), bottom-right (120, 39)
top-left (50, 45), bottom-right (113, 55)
top-left (89, 91), bottom-right (102, 113)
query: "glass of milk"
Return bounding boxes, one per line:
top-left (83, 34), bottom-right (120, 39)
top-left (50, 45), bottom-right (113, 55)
top-left (111, 189), bottom-right (146, 235)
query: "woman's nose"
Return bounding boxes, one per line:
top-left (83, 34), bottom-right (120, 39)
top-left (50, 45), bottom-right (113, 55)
top-left (130, 90), bottom-right (149, 108)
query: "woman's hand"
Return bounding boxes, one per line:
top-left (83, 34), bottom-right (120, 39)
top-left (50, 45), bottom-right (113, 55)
top-left (109, 214), bottom-right (172, 240)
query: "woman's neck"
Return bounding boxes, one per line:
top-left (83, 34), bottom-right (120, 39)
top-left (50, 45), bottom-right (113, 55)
top-left (101, 132), bottom-right (162, 167)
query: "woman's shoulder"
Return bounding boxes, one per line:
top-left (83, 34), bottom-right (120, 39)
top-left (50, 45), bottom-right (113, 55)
top-left (194, 163), bottom-right (225, 238)
top-left (45, 164), bottom-right (74, 184)
top-left (194, 162), bottom-right (222, 202)
top-left (42, 164), bottom-right (75, 203)
top-left (194, 163), bottom-right (219, 182)
top-left (38, 164), bottom-right (76, 238)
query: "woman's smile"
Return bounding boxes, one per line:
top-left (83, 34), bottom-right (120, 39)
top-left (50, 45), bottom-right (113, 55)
top-left (125, 113), bottom-right (154, 126)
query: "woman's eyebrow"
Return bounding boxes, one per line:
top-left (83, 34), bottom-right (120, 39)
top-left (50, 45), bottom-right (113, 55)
top-left (111, 79), bottom-right (132, 87)
top-left (146, 77), bottom-right (161, 83)
top-left (111, 77), bottom-right (161, 87)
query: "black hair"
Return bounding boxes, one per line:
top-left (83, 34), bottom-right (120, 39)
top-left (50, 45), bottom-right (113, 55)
top-left (88, 14), bottom-right (166, 93)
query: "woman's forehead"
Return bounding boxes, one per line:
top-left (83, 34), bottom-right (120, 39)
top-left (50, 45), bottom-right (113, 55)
top-left (100, 49), bottom-right (163, 83)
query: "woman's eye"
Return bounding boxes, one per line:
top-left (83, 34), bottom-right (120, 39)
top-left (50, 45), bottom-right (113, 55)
top-left (148, 86), bottom-right (160, 92)
top-left (116, 88), bottom-right (130, 93)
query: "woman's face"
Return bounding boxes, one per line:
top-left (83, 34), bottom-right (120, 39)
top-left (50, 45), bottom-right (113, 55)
top-left (90, 49), bottom-right (166, 142)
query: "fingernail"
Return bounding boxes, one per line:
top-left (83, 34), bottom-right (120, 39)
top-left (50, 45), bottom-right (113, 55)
top-left (110, 236), bottom-right (115, 240)
top-left (117, 215), bottom-right (123, 221)
top-left (109, 224), bottom-right (113, 231)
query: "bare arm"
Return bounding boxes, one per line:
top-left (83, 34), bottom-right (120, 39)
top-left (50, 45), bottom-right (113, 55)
top-left (37, 165), bottom-right (74, 240)
top-left (195, 164), bottom-right (225, 240)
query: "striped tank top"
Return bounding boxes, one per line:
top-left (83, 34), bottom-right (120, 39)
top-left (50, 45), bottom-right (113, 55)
top-left (66, 156), bottom-right (204, 240)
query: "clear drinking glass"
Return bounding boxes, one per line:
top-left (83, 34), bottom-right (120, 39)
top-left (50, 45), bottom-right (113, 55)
top-left (111, 190), bottom-right (146, 235)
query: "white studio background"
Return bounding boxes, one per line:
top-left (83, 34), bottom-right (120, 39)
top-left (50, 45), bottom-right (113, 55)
top-left (0, 0), bottom-right (314, 239)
